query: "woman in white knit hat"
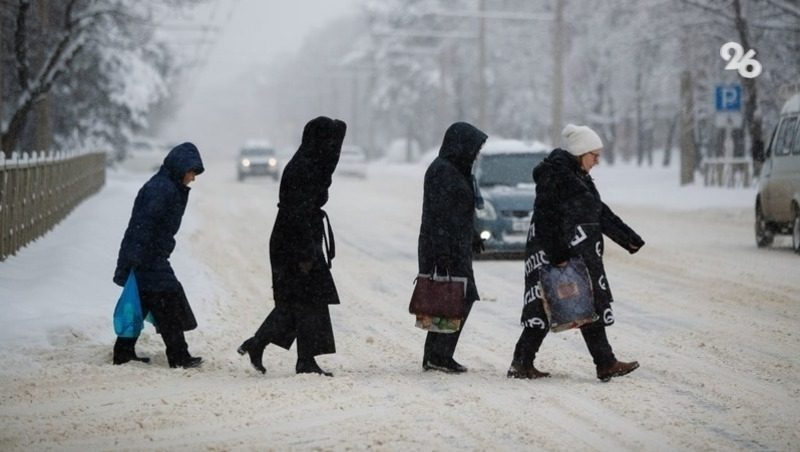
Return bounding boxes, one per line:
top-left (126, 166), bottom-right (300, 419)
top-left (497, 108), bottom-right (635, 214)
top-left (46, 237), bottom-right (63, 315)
top-left (508, 124), bottom-right (645, 381)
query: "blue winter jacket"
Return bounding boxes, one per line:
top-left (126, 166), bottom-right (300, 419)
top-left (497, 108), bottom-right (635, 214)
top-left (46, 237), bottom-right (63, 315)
top-left (113, 142), bottom-right (204, 292)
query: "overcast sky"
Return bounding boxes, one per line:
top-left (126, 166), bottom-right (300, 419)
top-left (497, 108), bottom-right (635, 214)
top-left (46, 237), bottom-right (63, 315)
top-left (164, 0), bottom-right (362, 156)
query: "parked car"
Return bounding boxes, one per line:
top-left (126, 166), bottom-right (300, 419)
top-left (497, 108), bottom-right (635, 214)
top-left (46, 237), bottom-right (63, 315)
top-left (755, 93), bottom-right (800, 253)
top-left (337, 144), bottom-right (368, 178)
top-left (474, 139), bottom-right (549, 258)
top-left (237, 140), bottom-right (280, 181)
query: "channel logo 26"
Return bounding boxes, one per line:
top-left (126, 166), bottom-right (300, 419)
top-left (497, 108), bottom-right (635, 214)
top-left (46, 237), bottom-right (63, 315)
top-left (720, 41), bottom-right (762, 79)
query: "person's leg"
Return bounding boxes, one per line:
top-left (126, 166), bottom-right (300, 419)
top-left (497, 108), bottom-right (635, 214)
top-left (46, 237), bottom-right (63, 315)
top-left (238, 303), bottom-right (297, 374)
top-left (581, 321), bottom-right (639, 381)
top-left (294, 303), bottom-right (335, 376)
top-left (580, 321), bottom-right (616, 368)
top-left (141, 291), bottom-right (198, 368)
top-left (112, 336), bottom-right (150, 364)
top-left (507, 327), bottom-right (550, 378)
top-left (423, 300), bottom-right (474, 373)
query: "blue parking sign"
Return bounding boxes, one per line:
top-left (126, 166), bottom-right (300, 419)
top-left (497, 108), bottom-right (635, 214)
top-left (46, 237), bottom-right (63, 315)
top-left (715, 84), bottom-right (742, 112)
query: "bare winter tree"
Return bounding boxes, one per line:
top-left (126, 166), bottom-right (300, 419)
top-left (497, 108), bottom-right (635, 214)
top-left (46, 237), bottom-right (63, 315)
top-left (0, 0), bottom-right (200, 157)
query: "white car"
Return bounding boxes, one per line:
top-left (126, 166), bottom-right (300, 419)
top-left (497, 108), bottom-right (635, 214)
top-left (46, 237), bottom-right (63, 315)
top-left (237, 140), bottom-right (280, 181)
top-left (337, 145), bottom-right (368, 178)
top-left (755, 93), bottom-right (800, 252)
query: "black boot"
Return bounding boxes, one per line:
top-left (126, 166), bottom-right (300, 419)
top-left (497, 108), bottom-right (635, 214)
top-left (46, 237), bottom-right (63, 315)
top-left (113, 337), bottom-right (150, 365)
top-left (507, 360), bottom-right (550, 379)
top-left (423, 356), bottom-right (467, 374)
top-left (296, 357), bottom-right (332, 377)
top-left (168, 354), bottom-right (203, 369)
top-left (237, 337), bottom-right (266, 374)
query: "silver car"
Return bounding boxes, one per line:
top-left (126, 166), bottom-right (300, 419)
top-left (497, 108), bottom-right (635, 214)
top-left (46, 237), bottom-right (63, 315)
top-left (755, 93), bottom-right (800, 253)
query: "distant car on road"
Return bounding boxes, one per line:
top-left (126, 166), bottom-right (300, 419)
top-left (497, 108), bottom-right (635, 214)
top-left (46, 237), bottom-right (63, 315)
top-left (474, 139), bottom-right (549, 258)
top-left (337, 144), bottom-right (368, 178)
top-left (755, 93), bottom-right (800, 253)
top-left (237, 141), bottom-right (280, 181)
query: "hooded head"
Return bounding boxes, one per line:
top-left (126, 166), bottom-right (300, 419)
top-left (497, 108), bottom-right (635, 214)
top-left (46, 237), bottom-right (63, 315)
top-left (162, 142), bottom-right (204, 182)
top-left (438, 122), bottom-right (488, 176)
top-left (297, 116), bottom-right (347, 176)
top-left (561, 124), bottom-right (603, 157)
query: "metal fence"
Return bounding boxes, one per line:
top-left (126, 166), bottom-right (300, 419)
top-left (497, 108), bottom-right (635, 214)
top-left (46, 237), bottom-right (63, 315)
top-left (0, 151), bottom-right (106, 261)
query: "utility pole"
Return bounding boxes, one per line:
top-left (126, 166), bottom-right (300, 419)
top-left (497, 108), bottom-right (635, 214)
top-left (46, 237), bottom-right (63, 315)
top-left (551, 0), bottom-right (564, 147)
top-left (478, 0), bottom-right (487, 131)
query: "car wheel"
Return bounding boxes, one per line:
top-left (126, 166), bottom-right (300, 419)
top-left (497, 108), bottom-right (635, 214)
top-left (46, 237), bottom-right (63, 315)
top-left (792, 205), bottom-right (800, 254)
top-left (755, 201), bottom-right (773, 248)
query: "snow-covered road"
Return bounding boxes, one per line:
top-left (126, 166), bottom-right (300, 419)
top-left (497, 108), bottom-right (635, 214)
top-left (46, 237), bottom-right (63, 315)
top-left (1, 157), bottom-right (798, 450)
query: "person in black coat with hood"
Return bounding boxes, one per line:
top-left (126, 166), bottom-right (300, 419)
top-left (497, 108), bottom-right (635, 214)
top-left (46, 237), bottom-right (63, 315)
top-left (418, 121), bottom-right (488, 373)
top-left (508, 124), bottom-right (644, 382)
top-left (112, 142), bottom-right (205, 369)
top-left (238, 116), bottom-right (346, 377)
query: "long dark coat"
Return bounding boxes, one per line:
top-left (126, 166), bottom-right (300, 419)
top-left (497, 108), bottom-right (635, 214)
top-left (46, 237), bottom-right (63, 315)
top-left (418, 122), bottom-right (488, 302)
top-left (521, 148), bottom-right (644, 329)
top-left (270, 117), bottom-right (346, 307)
top-left (113, 142), bottom-right (204, 330)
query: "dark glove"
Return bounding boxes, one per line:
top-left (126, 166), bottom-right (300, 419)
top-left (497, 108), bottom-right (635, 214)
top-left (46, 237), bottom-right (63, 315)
top-left (627, 235), bottom-right (645, 254)
top-left (472, 234), bottom-right (485, 254)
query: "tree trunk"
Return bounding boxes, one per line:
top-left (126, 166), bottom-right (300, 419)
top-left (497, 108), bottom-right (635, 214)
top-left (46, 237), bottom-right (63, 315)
top-left (663, 111), bottom-right (679, 167)
top-left (34, 0), bottom-right (51, 152)
top-left (680, 70), bottom-right (696, 185)
top-left (732, 0), bottom-right (764, 176)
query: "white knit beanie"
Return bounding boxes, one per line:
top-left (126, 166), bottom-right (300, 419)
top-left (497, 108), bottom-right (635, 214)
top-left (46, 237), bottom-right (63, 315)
top-left (561, 124), bottom-right (603, 156)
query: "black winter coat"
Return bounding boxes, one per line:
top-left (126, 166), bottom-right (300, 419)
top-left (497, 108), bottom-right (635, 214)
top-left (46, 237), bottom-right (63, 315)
top-left (418, 122), bottom-right (488, 302)
top-left (521, 149), bottom-right (644, 329)
top-left (114, 142), bottom-right (204, 292)
top-left (270, 117), bottom-right (346, 306)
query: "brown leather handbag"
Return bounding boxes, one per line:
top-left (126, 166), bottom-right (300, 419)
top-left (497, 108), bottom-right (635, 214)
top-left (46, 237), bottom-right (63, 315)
top-left (408, 271), bottom-right (468, 319)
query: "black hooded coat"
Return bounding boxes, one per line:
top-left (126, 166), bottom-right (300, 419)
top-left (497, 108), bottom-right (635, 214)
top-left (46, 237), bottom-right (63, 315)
top-left (113, 142), bottom-right (204, 331)
top-left (418, 122), bottom-right (488, 302)
top-left (269, 117), bottom-right (346, 308)
top-left (521, 148), bottom-right (644, 329)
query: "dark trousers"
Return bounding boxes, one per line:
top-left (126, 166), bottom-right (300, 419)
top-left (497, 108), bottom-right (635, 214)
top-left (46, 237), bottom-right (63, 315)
top-left (513, 321), bottom-right (616, 368)
top-left (141, 291), bottom-right (190, 363)
top-left (252, 302), bottom-right (336, 358)
top-left (423, 300), bottom-right (475, 361)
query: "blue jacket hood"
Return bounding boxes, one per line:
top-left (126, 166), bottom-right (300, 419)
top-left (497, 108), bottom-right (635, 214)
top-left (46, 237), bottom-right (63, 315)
top-left (162, 142), bottom-right (204, 182)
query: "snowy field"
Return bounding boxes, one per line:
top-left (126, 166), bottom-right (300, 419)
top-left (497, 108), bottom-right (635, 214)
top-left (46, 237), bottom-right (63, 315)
top-left (1, 155), bottom-right (798, 451)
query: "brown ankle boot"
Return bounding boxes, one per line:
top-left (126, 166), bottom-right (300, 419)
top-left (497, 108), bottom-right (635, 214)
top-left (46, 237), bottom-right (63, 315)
top-left (507, 361), bottom-right (550, 379)
top-left (596, 360), bottom-right (639, 382)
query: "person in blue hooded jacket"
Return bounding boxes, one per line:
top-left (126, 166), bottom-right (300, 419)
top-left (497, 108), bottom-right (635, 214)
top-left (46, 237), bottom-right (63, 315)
top-left (112, 142), bottom-right (205, 369)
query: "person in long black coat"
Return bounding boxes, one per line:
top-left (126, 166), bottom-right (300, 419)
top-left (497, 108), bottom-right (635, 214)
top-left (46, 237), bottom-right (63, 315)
top-left (238, 116), bottom-right (346, 377)
top-left (418, 121), bottom-right (488, 373)
top-left (508, 124), bottom-right (645, 382)
top-left (113, 142), bottom-right (205, 369)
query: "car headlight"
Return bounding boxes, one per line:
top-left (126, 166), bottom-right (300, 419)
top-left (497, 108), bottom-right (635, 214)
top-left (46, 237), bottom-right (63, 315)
top-left (241, 159), bottom-right (251, 167)
top-left (268, 158), bottom-right (277, 167)
top-left (476, 199), bottom-right (497, 220)
top-left (480, 230), bottom-right (492, 240)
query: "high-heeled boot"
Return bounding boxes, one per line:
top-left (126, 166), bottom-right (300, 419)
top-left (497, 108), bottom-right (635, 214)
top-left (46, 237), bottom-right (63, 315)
top-left (296, 356), bottom-right (332, 377)
top-left (237, 337), bottom-right (266, 374)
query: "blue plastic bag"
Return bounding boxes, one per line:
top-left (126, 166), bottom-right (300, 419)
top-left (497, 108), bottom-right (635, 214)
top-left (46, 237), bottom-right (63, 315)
top-left (113, 272), bottom-right (144, 338)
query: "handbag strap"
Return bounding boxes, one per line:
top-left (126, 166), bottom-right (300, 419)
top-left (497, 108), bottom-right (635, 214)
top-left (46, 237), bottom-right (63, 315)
top-left (321, 209), bottom-right (335, 268)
